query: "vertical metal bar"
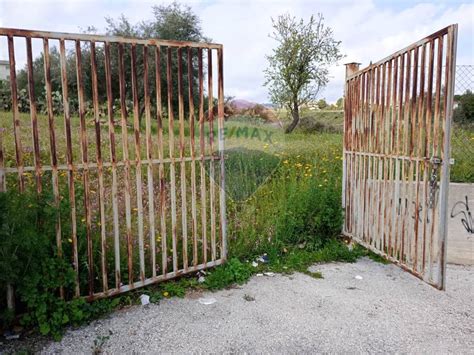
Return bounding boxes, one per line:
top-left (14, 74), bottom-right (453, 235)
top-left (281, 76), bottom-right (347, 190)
top-left (130, 43), bottom-right (146, 283)
top-left (177, 48), bottom-right (188, 271)
top-left (75, 40), bottom-right (94, 296)
top-left (363, 66), bottom-right (372, 244)
top-left (393, 53), bottom-right (404, 260)
top-left (59, 39), bottom-right (79, 296)
top-left (350, 77), bottom-right (358, 235)
top-left (354, 75), bottom-right (362, 238)
top-left (167, 47), bottom-right (178, 273)
top-left (423, 39), bottom-right (435, 273)
top-left (155, 46), bottom-right (168, 276)
top-left (371, 64), bottom-right (380, 248)
top-left (343, 78), bottom-right (349, 231)
top-left (382, 59), bottom-right (392, 253)
top-left (143, 46), bottom-right (156, 278)
top-left (43, 38), bottom-right (62, 263)
top-left (409, 46), bottom-right (419, 269)
top-left (26, 37), bottom-right (42, 193)
top-left (356, 72), bottom-right (365, 240)
top-left (118, 43), bottom-right (134, 286)
top-left (43, 38), bottom-right (64, 299)
top-left (90, 41), bottom-right (108, 293)
top-left (377, 62), bottom-right (386, 252)
top-left (188, 47), bottom-right (198, 266)
top-left (198, 48), bottom-right (207, 264)
top-left (104, 42), bottom-right (121, 289)
top-left (7, 36), bottom-right (25, 191)
top-left (438, 25), bottom-right (457, 289)
top-left (208, 48), bottom-right (216, 261)
top-left (388, 56), bottom-right (398, 257)
top-left (415, 43), bottom-right (427, 274)
top-left (143, 45), bottom-right (157, 280)
top-left (429, 36), bottom-right (444, 281)
top-left (217, 47), bottom-right (227, 260)
top-left (400, 50), bottom-right (412, 264)
top-left (346, 78), bottom-right (353, 234)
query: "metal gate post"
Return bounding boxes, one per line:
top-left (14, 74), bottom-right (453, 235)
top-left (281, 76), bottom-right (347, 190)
top-left (437, 24), bottom-right (458, 290)
top-left (343, 63), bottom-right (360, 211)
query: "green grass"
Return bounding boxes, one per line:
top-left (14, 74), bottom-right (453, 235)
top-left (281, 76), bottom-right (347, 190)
top-left (0, 106), bottom-right (469, 339)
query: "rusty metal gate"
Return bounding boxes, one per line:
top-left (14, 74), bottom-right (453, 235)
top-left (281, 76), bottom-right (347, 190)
top-left (342, 25), bottom-right (458, 289)
top-left (0, 28), bottom-right (226, 304)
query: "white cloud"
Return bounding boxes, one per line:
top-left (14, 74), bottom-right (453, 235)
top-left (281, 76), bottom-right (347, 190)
top-left (0, 0), bottom-right (472, 102)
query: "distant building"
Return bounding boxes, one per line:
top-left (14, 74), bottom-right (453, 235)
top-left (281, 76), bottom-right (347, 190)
top-left (0, 60), bottom-right (10, 81)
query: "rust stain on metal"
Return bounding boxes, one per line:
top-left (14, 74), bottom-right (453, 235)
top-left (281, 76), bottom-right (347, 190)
top-left (42, 38), bottom-right (62, 260)
top-left (90, 41), bottom-right (108, 293)
top-left (208, 48), bottom-right (217, 262)
top-left (188, 47), bottom-right (199, 267)
top-left (59, 39), bottom-right (80, 297)
top-left (130, 43), bottom-right (146, 283)
top-left (167, 46), bottom-right (179, 273)
top-left (1, 28), bottom-right (227, 303)
top-left (104, 41), bottom-right (121, 290)
top-left (75, 39), bottom-right (95, 296)
top-left (177, 47), bottom-right (189, 271)
top-left (198, 48), bottom-right (208, 264)
top-left (155, 45), bottom-right (168, 276)
top-left (217, 47), bottom-right (227, 260)
top-left (8, 36), bottom-right (25, 191)
top-left (143, 45), bottom-right (157, 280)
top-left (118, 43), bottom-right (134, 287)
top-left (343, 25), bottom-right (457, 290)
top-left (26, 37), bottom-right (42, 193)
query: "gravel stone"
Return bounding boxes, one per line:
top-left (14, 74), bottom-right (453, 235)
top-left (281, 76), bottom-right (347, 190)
top-left (6, 258), bottom-right (474, 353)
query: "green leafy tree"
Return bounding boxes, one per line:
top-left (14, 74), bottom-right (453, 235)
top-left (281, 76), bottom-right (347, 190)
top-left (336, 97), bottom-right (344, 109)
top-left (454, 90), bottom-right (474, 123)
top-left (15, 1), bottom-right (208, 120)
top-left (264, 14), bottom-right (343, 133)
top-left (317, 98), bottom-right (328, 110)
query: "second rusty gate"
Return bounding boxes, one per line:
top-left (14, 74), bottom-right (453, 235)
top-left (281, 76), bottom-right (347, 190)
top-left (342, 25), bottom-right (458, 289)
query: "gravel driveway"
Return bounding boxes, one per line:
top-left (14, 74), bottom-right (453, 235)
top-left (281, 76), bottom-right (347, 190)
top-left (9, 258), bottom-right (474, 353)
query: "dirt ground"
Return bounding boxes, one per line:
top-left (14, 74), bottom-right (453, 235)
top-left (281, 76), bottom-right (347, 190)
top-left (3, 258), bottom-right (473, 354)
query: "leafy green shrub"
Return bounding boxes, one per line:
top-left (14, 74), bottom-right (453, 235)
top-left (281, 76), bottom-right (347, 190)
top-left (454, 90), bottom-right (474, 123)
top-left (0, 188), bottom-right (75, 338)
top-left (295, 116), bottom-right (342, 134)
top-left (0, 187), bottom-right (123, 339)
top-left (204, 258), bottom-right (252, 290)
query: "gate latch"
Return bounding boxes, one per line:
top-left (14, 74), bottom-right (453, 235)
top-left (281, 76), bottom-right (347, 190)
top-left (428, 156), bottom-right (442, 209)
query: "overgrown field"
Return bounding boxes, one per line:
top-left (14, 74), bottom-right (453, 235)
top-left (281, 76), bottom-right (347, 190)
top-left (0, 108), bottom-right (471, 339)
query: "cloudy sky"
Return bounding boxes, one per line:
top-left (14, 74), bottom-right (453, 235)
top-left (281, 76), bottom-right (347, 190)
top-left (0, 0), bottom-right (472, 103)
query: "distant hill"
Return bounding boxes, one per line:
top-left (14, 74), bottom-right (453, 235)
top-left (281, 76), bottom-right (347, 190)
top-left (231, 99), bottom-right (257, 110)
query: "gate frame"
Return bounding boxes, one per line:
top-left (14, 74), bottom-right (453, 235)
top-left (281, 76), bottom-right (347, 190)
top-left (0, 27), bottom-right (227, 308)
top-left (342, 25), bottom-right (458, 290)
